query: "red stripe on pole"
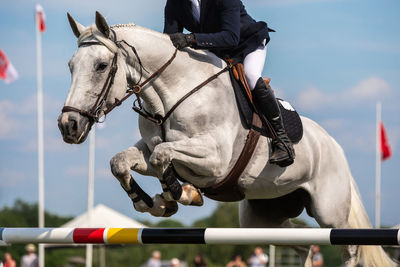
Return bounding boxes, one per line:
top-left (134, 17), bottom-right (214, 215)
top-left (73, 228), bottom-right (105, 243)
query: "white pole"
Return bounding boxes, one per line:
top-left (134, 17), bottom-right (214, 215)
top-left (36, 8), bottom-right (45, 267)
top-left (86, 128), bottom-right (95, 267)
top-left (269, 245), bottom-right (275, 267)
top-left (100, 246), bottom-right (106, 267)
top-left (375, 101), bottom-right (381, 229)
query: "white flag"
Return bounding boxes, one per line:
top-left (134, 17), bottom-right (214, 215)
top-left (0, 49), bottom-right (19, 84)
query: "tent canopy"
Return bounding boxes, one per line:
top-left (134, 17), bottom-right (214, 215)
top-left (61, 204), bottom-right (146, 228)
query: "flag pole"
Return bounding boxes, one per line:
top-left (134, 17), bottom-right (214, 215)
top-left (35, 6), bottom-right (45, 267)
top-left (86, 128), bottom-right (95, 267)
top-left (375, 101), bottom-right (381, 228)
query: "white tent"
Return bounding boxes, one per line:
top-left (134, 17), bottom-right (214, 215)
top-left (60, 204), bottom-right (146, 228)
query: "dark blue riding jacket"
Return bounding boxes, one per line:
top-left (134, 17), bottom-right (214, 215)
top-left (164, 0), bottom-right (273, 62)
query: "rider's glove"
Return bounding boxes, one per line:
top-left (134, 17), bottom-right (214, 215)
top-left (169, 33), bottom-right (197, 50)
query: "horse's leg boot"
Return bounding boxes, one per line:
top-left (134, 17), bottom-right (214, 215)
top-left (252, 77), bottom-right (295, 167)
top-left (121, 176), bottom-right (154, 212)
top-left (161, 163), bottom-right (183, 201)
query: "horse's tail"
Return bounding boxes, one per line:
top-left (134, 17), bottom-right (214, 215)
top-left (348, 177), bottom-right (395, 267)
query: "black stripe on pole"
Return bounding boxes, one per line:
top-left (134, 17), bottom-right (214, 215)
top-left (0, 228), bottom-right (3, 241)
top-left (331, 229), bottom-right (399, 245)
top-left (141, 228), bottom-right (206, 244)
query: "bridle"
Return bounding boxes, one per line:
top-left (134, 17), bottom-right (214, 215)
top-left (61, 29), bottom-right (175, 123)
top-left (62, 41), bottom-right (119, 122)
top-left (62, 30), bottom-right (231, 130)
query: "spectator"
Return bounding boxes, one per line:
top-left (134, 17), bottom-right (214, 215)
top-left (226, 255), bottom-right (247, 267)
top-left (194, 254), bottom-right (207, 267)
top-left (247, 247), bottom-right (268, 267)
top-left (146, 251), bottom-right (161, 267)
top-left (20, 244), bottom-right (38, 267)
top-left (312, 245), bottom-right (324, 267)
top-left (3, 253), bottom-right (16, 267)
top-left (170, 258), bottom-right (181, 267)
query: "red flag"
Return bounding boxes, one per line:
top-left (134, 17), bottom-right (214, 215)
top-left (0, 49), bottom-right (19, 84)
top-left (380, 122), bottom-right (392, 161)
top-left (35, 4), bottom-right (46, 33)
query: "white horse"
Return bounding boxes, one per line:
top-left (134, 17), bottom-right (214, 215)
top-left (58, 12), bottom-right (394, 267)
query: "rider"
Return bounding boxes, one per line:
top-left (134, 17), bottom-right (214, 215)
top-left (164, 0), bottom-right (295, 167)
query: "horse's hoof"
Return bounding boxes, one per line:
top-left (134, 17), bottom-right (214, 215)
top-left (181, 183), bottom-right (204, 206)
top-left (162, 200), bottom-right (178, 217)
top-left (189, 189), bottom-right (204, 206)
top-left (149, 194), bottom-right (178, 217)
top-left (132, 201), bottom-right (150, 213)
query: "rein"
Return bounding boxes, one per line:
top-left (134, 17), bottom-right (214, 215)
top-left (134, 64), bottom-right (231, 126)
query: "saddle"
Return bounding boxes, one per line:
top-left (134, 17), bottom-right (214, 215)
top-left (230, 63), bottom-right (303, 142)
top-left (202, 62), bottom-right (303, 202)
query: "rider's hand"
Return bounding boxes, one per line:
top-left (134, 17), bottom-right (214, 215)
top-left (169, 33), bottom-right (196, 50)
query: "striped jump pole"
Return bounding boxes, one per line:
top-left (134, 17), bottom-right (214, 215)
top-left (0, 228), bottom-right (399, 246)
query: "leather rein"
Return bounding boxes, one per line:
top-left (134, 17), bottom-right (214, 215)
top-left (62, 34), bottom-right (231, 128)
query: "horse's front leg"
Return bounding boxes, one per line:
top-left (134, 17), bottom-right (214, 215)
top-left (110, 139), bottom-right (178, 217)
top-left (149, 134), bottom-right (225, 206)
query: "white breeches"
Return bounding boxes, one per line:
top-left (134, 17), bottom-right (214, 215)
top-left (243, 40), bottom-right (267, 90)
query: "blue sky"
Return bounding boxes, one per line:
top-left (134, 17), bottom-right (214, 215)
top-left (0, 0), bottom-right (399, 226)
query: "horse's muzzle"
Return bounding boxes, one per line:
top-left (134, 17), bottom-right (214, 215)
top-left (57, 112), bottom-right (92, 144)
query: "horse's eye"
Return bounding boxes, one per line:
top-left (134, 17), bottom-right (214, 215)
top-left (96, 62), bottom-right (108, 72)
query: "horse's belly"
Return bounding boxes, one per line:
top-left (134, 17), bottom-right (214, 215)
top-left (239, 166), bottom-right (309, 199)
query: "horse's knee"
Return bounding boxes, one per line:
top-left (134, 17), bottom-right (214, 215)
top-left (110, 153), bottom-right (130, 180)
top-left (149, 144), bottom-right (172, 168)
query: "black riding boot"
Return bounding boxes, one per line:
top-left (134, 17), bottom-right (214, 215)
top-left (252, 77), bottom-right (295, 167)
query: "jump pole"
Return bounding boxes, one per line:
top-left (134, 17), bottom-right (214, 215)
top-left (0, 228), bottom-right (399, 246)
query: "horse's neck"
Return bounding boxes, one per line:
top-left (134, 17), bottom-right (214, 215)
top-left (116, 26), bottom-right (225, 116)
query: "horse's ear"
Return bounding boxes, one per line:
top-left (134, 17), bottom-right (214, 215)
top-left (67, 12), bottom-right (85, 38)
top-left (95, 11), bottom-right (110, 38)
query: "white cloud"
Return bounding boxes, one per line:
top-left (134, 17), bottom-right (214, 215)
top-left (297, 87), bottom-right (334, 111)
top-left (0, 100), bottom-right (20, 139)
top-left (0, 113), bottom-right (18, 138)
top-left (320, 118), bottom-right (345, 131)
top-left (347, 77), bottom-right (391, 100)
top-left (296, 77), bottom-right (392, 112)
top-left (0, 169), bottom-right (27, 187)
top-left (66, 165), bottom-right (112, 180)
top-left (0, 94), bottom-right (65, 140)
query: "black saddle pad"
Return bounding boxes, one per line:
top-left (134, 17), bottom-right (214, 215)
top-left (229, 69), bottom-right (303, 144)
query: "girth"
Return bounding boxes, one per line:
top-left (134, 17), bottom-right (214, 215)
top-left (201, 113), bottom-right (262, 201)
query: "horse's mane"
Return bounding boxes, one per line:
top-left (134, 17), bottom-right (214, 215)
top-left (78, 23), bottom-right (221, 65)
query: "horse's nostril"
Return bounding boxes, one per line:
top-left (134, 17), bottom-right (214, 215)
top-left (70, 119), bottom-right (78, 131)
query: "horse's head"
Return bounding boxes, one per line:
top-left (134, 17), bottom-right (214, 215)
top-left (58, 12), bottom-right (130, 144)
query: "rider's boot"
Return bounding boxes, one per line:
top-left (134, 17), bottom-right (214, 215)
top-left (252, 77), bottom-right (295, 167)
